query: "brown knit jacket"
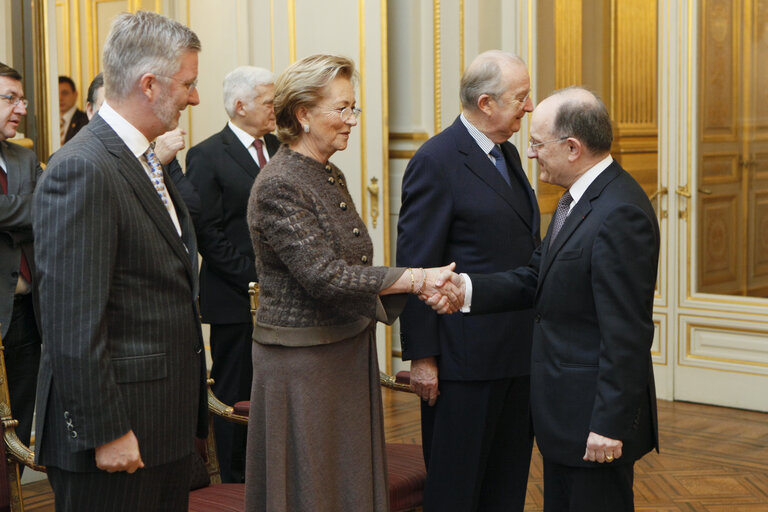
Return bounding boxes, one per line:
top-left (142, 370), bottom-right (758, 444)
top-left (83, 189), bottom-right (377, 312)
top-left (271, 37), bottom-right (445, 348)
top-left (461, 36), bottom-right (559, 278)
top-left (247, 145), bottom-right (403, 346)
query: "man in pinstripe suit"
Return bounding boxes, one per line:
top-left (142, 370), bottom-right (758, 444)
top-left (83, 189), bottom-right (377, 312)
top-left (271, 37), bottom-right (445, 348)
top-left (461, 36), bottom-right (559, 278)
top-left (33, 11), bottom-right (207, 511)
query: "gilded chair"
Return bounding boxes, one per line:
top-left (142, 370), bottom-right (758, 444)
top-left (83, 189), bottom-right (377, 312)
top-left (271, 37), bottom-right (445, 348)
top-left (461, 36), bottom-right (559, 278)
top-left (240, 283), bottom-right (426, 512)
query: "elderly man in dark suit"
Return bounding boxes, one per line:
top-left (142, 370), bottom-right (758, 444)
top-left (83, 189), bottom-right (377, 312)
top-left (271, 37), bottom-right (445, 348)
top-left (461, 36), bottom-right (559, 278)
top-left (34, 11), bottom-right (207, 512)
top-left (0, 63), bottom-right (42, 474)
top-left (430, 87), bottom-right (660, 512)
top-left (397, 50), bottom-right (539, 511)
top-left (58, 75), bottom-right (89, 145)
top-left (186, 66), bottom-right (277, 483)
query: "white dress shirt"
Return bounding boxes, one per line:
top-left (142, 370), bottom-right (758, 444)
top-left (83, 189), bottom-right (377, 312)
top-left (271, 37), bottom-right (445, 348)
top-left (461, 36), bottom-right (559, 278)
top-left (98, 102), bottom-right (182, 236)
top-left (228, 121), bottom-right (270, 165)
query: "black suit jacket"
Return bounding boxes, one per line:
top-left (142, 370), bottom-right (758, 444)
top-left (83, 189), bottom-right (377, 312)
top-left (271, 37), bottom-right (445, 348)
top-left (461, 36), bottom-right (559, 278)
top-left (63, 108), bottom-right (89, 143)
top-left (0, 140), bottom-right (43, 337)
top-left (186, 125), bottom-right (279, 324)
top-left (34, 114), bottom-right (207, 471)
top-left (397, 116), bottom-right (540, 380)
top-left (471, 160), bottom-right (660, 467)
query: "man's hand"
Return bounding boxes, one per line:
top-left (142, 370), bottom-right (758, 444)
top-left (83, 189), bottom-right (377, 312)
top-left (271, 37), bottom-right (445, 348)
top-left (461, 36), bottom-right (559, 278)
top-left (583, 431), bottom-right (623, 463)
top-left (95, 430), bottom-right (145, 473)
top-left (154, 128), bottom-right (186, 165)
top-left (422, 270), bottom-right (466, 314)
top-left (410, 356), bottom-right (440, 406)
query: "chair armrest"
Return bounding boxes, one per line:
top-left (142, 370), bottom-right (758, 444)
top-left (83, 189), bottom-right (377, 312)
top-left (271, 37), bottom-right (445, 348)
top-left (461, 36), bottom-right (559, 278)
top-left (379, 371), bottom-right (413, 393)
top-left (206, 379), bottom-right (248, 425)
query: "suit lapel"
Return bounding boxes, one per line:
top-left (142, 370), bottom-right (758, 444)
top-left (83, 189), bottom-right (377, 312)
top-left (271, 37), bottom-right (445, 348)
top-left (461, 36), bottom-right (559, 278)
top-left (454, 119), bottom-right (534, 232)
top-left (538, 163), bottom-right (622, 282)
top-left (90, 117), bottom-right (196, 285)
top-left (222, 125), bottom-right (262, 179)
top-left (2, 142), bottom-right (21, 194)
top-left (500, 141), bottom-right (539, 236)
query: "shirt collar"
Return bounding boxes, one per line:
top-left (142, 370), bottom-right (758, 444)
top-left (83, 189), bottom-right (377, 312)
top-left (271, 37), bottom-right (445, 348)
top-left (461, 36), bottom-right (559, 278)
top-left (567, 154), bottom-right (614, 210)
top-left (228, 121), bottom-right (257, 149)
top-left (460, 113), bottom-right (496, 155)
top-left (98, 101), bottom-right (151, 158)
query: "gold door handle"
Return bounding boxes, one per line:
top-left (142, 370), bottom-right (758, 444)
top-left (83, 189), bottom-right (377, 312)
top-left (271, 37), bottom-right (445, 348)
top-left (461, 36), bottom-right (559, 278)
top-left (367, 177), bottom-right (379, 228)
top-left (676, 186), bottom-right (691, 220)
top-left (648, 187), bottom-right (668, 219)
top-left (648, 186), bottom-right (668, 201)
top-left (698, 187), bottom-right (712, 195)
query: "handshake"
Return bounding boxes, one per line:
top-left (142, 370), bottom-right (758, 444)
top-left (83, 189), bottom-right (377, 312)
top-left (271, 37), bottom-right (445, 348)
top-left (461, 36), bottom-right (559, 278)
top-left (413, 262), bottom-right (466, 314)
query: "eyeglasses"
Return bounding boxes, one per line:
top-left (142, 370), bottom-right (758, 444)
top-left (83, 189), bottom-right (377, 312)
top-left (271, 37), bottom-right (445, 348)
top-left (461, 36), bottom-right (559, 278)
top-left (0, 94), bottom-right (29, 108)
top-left (327, 107), bottom-right (362, 122)
top-left (528, 136), bottom-right (568, 149)
top-left (156, 75), bottom-right (198, 93)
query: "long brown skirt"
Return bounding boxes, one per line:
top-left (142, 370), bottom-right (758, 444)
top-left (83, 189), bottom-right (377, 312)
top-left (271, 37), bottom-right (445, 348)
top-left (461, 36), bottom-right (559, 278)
top-left (244, 327), bottom-right (389, 512)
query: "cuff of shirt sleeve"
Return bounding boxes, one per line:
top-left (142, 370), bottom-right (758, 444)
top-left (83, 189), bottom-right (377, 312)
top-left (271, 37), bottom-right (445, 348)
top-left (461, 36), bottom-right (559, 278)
top-left (460, 273), bottom-right (472, 313)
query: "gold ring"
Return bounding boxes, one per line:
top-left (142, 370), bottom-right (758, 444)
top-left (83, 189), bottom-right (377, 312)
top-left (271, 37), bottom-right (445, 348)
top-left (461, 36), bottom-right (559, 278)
top-left (605, 455), bottom-right (614, 462)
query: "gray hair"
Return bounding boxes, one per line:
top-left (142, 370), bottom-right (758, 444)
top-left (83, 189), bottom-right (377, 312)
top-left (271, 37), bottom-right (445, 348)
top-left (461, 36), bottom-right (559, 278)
top-left (274, 54), bottom-right (357, 145)
top-left (460, 50), bottom-right (525, 111)
top-left (551, 87), bottom-right (613, 154)
top-left (222, 66), bottom-right (275, 118)
top-left (102, 10), bottom-right (201, 99)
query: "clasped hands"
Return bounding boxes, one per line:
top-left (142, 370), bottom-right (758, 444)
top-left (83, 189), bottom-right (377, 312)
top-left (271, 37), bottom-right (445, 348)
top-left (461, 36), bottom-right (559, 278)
top-left (415, 263), bottom-right (465, 314)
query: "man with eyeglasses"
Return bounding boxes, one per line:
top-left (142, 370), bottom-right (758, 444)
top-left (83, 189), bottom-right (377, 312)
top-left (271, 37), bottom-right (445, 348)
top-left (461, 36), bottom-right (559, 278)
top-left (33, 12), bottom-right (207, 511)
top-left (0, 62), bottom-right (42, 476)
top-left (184, 66), bottom-right (278, 483)
top-left (428, 87), bottom-right (660, 512)
top-left (396, 50), bottom-right (540, 511)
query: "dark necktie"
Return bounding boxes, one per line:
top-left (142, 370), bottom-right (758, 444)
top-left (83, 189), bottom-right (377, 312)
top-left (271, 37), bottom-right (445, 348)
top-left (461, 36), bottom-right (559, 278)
top-left (253, 139), bottom-right (267, 168)
top-left (549, 190), bottom-right (573, 247)
top-left (0, 151), bottom-right (33, 283)
top-left (489, 146), bottom-right (512, 187)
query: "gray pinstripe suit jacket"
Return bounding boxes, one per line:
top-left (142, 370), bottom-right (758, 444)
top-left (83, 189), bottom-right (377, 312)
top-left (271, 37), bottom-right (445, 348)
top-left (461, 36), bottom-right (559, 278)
top-left (33, 115), bottom-right (207, 471)
top-left (0, 140), bottom-right (42, 338)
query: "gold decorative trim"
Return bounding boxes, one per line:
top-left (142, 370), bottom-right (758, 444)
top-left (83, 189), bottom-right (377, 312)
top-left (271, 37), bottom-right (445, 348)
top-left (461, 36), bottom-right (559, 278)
top-left (270, 0), bottom-right (275, 72)
top-left (433, 0), bottom-right (441, 134)
top-left (555, 0), bottom-right (582, 88)
top-left (74, 0), bottom-right (82, 109)
top-left (381, 0), bottom-right (393, 373)
top-left (390, 149), bottom-right (417, 159)
top-left (56, 0), bottom-right (71, 75)
top-left (459, 0), bottom-right (464, 75)
top-left (288, 0), bottom-right (296, 63)
top-left (682, 319), bottom-right (768, 373)
top-left (359, 0), bottom-right (368, 227)
top-left (389, 131), bottom-right (429, 141)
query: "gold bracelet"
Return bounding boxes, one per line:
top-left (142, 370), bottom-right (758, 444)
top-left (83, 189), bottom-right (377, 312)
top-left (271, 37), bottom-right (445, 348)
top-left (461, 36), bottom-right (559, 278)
top-left (415, 268), bottom-right (426, 295)
top-left (408, 268), bottom-right (415, 294)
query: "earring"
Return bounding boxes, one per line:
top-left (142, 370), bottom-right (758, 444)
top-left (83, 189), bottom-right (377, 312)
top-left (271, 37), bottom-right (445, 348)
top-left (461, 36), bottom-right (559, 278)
top-left (303, 124), bottom-right (310, 133)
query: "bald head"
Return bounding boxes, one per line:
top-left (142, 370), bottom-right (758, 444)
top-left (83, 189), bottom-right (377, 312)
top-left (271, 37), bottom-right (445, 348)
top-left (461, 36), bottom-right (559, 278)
top-left (540, 87), bottom-right (613, 155)
top-left (460, 50), bottom-right (527, 111)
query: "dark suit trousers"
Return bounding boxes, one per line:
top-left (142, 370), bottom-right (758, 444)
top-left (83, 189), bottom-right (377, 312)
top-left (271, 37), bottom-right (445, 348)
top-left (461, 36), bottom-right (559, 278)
top-left (47, 453), bottom-right (194, 512)
top-left (210, 322), bottom-right (252, 483)
top-left (4, 293), bottom-right (41, 476)
top-left (421, 376), bottom-right (533, 512)
top-left (543, 458), bottom-right (635, 512)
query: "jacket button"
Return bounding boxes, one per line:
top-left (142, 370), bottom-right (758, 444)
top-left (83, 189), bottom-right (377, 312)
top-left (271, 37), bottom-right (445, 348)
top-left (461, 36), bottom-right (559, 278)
top-left (535, 313), bottom-right (541, 322)
top-left (70, 431), bottom-right (78, 439)
top-left (328, 177), bottom-right (335, 184)
top-left (339, 202), bottom-right (347, 211)
top-left (361, 255), bottom-right (368, 263)
top-left (353, 228), bottom-right (360, 237)
top-left (325, 165), bottom-right (332, 173)
top-left (339, 180), bottom-right (345, 188)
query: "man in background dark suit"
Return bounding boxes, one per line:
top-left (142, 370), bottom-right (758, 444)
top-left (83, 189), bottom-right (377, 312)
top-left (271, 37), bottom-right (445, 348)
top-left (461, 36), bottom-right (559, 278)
top-left (58, 75), bottom-right (89, 145)
top-left (397, 51), bottom-right (539, 511)
top-left (430, 87), bottom-right (660, 512)
top-left (186, 65), bottom-right (278, 483)
top-left (0, 63), bottom-right (42, 474)
top-left (34, 12), bottom-right (207, 511)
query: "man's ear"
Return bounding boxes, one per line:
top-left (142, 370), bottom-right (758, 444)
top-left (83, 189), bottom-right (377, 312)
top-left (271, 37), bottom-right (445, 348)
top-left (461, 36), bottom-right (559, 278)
top-left (566, 137), bottom-right (583, 162)
top-left (477, 94), bottom-right (494, 116)
top-left (139, 73), bottom-right (158, 101)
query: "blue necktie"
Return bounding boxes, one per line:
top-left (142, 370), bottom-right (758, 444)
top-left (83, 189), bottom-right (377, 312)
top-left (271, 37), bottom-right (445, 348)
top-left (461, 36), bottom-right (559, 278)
top-left (489, 146), bottom-right (512, 187)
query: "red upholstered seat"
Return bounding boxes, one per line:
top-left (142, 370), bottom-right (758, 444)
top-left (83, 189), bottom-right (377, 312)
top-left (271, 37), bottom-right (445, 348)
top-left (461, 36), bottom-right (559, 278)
top-left (386, 443), bottom-right (426, 512)
top-left (233, 401), bottom-right (250, 417)
top-left (188, 483), bottom-right (245, 511)
top-left (395, 371), bottom-right (411, 386)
